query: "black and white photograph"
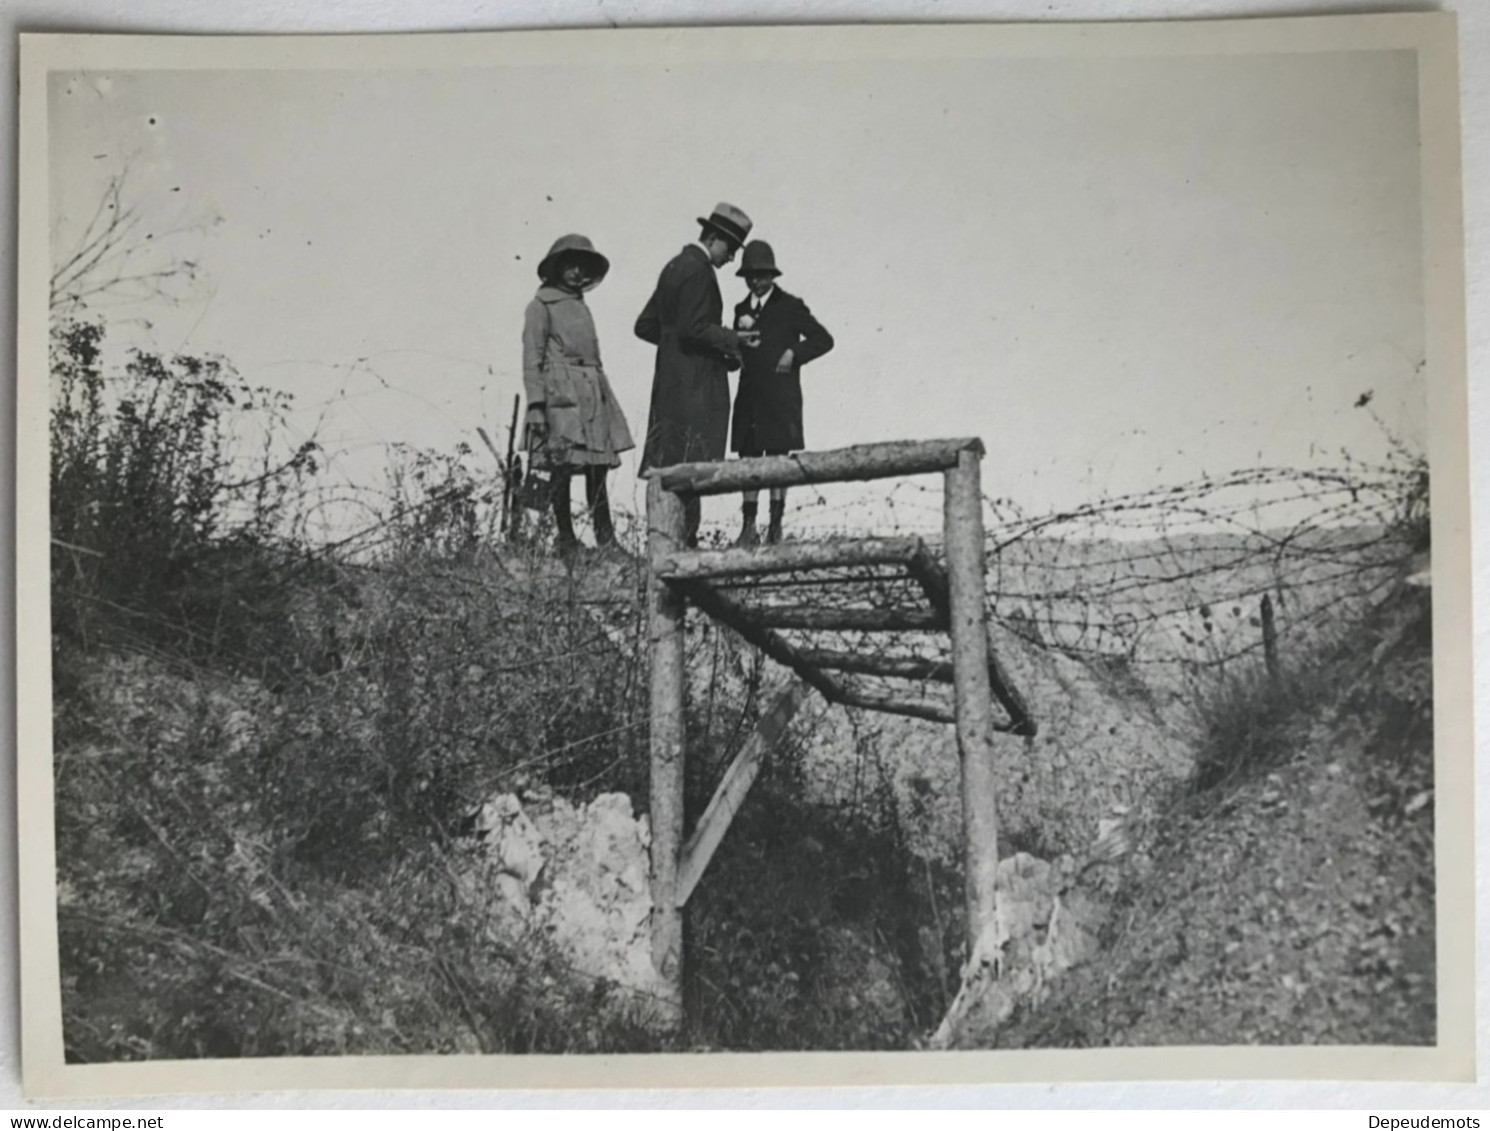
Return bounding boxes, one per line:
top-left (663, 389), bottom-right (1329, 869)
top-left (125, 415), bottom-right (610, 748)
top-left (14, 12), bottom-right (1474, 1098)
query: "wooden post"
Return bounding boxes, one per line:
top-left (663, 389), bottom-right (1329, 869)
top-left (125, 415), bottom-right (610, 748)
top-left (1261, 593), bottom-right (1279, 685)
top-left (944, 448), bottom-right (1001, 959)
top-left (646, 476), bottom-right (687, 1027)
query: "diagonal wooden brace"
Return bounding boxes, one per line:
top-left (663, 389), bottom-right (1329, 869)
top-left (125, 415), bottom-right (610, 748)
top-left (675, 679), bottom-right (812, 907)
top-left (906, 543), bottom-right (1036, 735)
top-left (668, 578), bottom-right (844, 701)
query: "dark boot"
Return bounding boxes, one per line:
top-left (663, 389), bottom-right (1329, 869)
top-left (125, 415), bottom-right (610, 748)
top-left (551, 471), bottom-right (578, 559)
top-left (683, 496), bottom-right (702, 550)
top-left (767, 498), bottom-right (785, 545)
top-left (735, 501), bottom-right (759, 548)
top-left (585, 467), bottom-right (616, 547)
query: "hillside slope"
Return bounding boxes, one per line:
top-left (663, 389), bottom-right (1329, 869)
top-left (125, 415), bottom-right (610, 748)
top-left (985, 584), bottom-right (1436, 1048)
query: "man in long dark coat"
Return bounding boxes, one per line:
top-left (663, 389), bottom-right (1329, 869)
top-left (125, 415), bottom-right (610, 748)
top-left (730, 240), bottom-right (835, 545)
top-left (635, 203), bottom-right (752, 547)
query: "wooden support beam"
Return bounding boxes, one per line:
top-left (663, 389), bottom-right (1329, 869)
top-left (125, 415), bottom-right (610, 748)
top-left (748, 605), bottom-right (946, 632)
top-left (654, 536), bottom-right (925, 582)
top-left (945, 448), bottom-right (1002, 961)
top-left (906, 541), bottom-right (952, 621)
top-left (793, 647), bottom-right (955, 683)
top-left (645, 475), bottom-right (687, 1028)
top-left (657, 438), bottom-right (985, 496)
top-left (905, 543), bottom-right (1034, 733)
top-left (674, 581), bottom-right (1012, 734)
top-left (986, 639), bottom-right (1037, 737)
top-left (671, 579), bottom-right (844, 702)
top-left (832, 685), bottom-right (956, 724)
top-left (676, 680), bottom-right (811, 907)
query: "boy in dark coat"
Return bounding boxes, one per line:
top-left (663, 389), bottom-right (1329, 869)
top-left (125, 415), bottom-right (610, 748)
top-left (730, 240), bottom-right (835, 545)
top-left (636, 203), bottom-right (752, 547)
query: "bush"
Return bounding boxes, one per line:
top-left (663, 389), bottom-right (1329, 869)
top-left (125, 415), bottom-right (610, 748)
top-left (1185, 449), bottom-right (1430, 794)
top-left (1187, 657), bottom-right (1331, 792)
top-left (50, 318), bottom-right (316, 669)
top-left (253, 554), bottom-right (649, 880)
top-left (55, 650), bottom-right (665, 1061)
top-left (382, 443), bottom-right (500, 560)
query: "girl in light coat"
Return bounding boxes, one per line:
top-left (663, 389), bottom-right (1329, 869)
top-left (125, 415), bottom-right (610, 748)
top-left (523, 234), bottom-right (635, 556)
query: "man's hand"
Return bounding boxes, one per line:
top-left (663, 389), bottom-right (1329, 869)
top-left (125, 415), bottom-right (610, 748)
top-left (775, 348), bottom-right (796, 374)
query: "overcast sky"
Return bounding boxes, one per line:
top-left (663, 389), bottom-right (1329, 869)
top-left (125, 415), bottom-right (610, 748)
top-left (48, 44), bottom-right (1425, 532)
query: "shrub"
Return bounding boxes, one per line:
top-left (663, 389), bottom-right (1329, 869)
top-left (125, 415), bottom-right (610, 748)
top-left (248, 552), bottom-right (650, 880)
top-left (1185, 451), bottom-right (1431, 794)
top-left (1187, 656), bottom-right (1332, 792)
top-left (55, 650), bottom-right (666, 1061)
top-left (382, 443), bottom-right (500, 560)
top-left (50, 318), bottom-right (316, 668)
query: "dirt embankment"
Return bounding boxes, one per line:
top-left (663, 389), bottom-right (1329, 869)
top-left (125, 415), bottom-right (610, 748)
top-left (973, 584), bottom-right (1436, 1049)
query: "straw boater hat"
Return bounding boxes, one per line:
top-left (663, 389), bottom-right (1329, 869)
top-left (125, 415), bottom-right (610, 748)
top-left (697, 202), bottom-right (753, 249)
top-left (538, 234), bottom-right (610, 288)
top-left (736, 240), bottom-right (782, 278)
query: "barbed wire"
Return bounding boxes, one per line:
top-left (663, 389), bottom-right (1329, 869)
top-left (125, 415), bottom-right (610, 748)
top-left (266, 426), bottom-right (1423, 710)
top-left (61, 380), bottom-right (1419, 735)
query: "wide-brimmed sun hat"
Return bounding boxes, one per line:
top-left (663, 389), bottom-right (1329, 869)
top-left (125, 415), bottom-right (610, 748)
top-left (736, 240), bottom-right (782, 278)
top-left (538, 234), bottom-right (610, 288)
top-left (696, 202), bottom-right (753, 249)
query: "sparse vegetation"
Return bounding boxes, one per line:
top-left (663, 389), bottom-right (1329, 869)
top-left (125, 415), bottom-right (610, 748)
top-left (1179, 455), bottom-right (1428, 795)
top-left (995, 583), bottom-right (1435, 1050)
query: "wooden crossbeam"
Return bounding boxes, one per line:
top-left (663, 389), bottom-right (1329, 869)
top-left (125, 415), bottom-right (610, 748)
top-left (906, 542), bottom-right (952, 620)
top-left (675, 679), bottom-right (811, 907)
top-left (673, 580), bottom-right (971, 727)
top-left (666, 532), bottom-right (1032, 731)
top-left (989, 646), bottom-right (1037, 736)
top-left (798, 642), bottom-right (1034, 735)
top-left (671, 579), bottom-right (844, 701)
top-left (831, 685), bottom-right (956, 725)
top-left (794, 647), bottom-right (954, 683)
top-left (749, 605), bottom-right (946, 632)
top-left (898, 540), bottom-right (1036, 735)
top-left (654, 536), bottom-right (925, 582)
top-left (656, 438), bottom-right (985, 496)
top-left (674, 570), bottom-right (1031, 730)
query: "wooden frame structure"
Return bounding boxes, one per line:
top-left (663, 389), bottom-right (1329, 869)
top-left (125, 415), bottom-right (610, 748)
top-left (645, 437), bottom-right (1034, 1027)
